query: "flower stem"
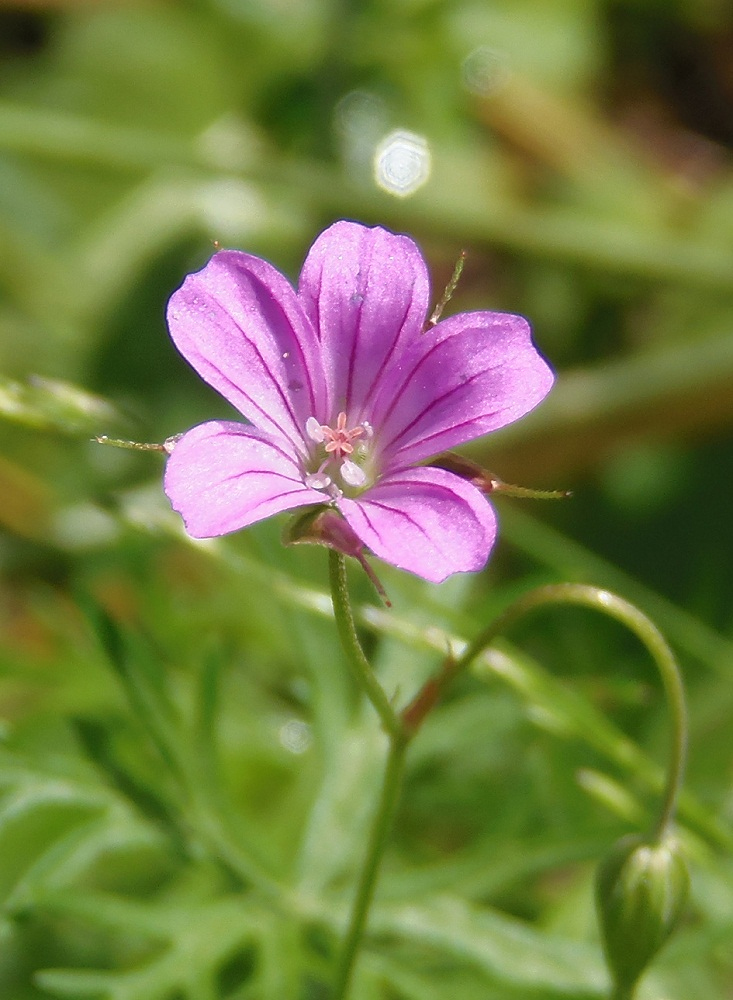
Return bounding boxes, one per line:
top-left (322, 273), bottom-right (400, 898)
top-left (328, 552), bottom-right (409, 999)
top-left (328, 551), bottom-right (403, 740)
top-left (332, 734), bottom-right (408, 1000)
top-left (455, 583), bottom-right (687, 841)
top-left (611, 986), bottom-right (635, 1000)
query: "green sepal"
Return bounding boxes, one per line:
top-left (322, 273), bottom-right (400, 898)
top-left (283, 507), bottom-right (390, 605)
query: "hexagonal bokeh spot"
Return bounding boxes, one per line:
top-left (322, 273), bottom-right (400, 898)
top-left (373, 129), bottom-right (431, 198)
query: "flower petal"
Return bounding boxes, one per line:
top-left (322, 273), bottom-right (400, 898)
top-left (337, 467), bottom-right (496, 583)
top-left (297, 221), bottom-right (430, 420)
top-left (164, 421), bottom-right (325, 538)
top-left (371, 311), bottom-right (554, 468)
top-left (167, 251), bottom-right (326, 455)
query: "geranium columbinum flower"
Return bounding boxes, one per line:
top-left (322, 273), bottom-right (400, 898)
top-left (164, 221), bottom-right (553, 583)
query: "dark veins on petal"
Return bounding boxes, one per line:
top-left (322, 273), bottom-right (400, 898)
top-left (354, 488), bottom-right (459, 563)
top-left (380, 361), bottom-right (494, 457)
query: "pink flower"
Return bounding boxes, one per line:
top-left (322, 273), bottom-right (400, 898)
top-left (164, 221), bottom-right (553, 583)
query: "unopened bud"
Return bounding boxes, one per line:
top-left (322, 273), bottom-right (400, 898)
top-left (595, 833), bottom-right (689, 993)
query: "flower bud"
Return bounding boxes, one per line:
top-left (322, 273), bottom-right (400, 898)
top-left (595, 833), bottom-right (689, 993)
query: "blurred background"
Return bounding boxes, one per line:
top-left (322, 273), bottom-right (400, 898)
top-left (1, 1), bottom-right (732, 998)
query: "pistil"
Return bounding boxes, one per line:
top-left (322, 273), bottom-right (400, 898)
top-left (306, 412), bottom-right (371, 490)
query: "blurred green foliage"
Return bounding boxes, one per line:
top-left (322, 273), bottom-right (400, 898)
top-left (0, 0), bottom-right (732, 997)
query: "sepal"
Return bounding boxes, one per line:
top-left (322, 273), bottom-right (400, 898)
top-left (95, 434), bottom-right (181, 454)
top-left (430, 452), bottom-right (570, 499)
top-left (283, 507), bottom-right (390, 605)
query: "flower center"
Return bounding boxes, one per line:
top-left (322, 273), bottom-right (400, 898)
top-left (304, 411), bottom-right (373, 494)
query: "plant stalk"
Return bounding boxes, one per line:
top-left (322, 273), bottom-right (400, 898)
top-left (455, 583), bottom-right (687, 842)
top-left (328, 552), bottom-right (409, 999)
top-left (332, 734), bottom-right (408, 1000)
top-left (328, 551), bottom-right (403, 740)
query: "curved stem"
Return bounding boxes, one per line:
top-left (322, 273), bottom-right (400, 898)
top-left (328, 551), bottom-right (403, 740)
top-left (455, 583), bottom-right (687, 842)
top-left (332, 735), bottom-right (408, 1000)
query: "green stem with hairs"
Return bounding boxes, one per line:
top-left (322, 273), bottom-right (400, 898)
top-left (611, 988), bottom-right (634, 1000)
top-left (327, 572), bottom-right (686, 1000)
top-left (328, 552), bottom-right (408, 999)
top-left (328, 551), bottom-right (403, 741)
top-left (331, 734), bottom-right (408, 1000)
top-left (455, 583), bottom-right (687, 842)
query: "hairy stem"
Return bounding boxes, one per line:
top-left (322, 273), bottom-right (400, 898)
top-left (328, 552), bottom-right (409, 999)
top-left (332, 735), bottom-right (408, 1000)
top-left (611, 986), bottom-right (635, 1000)
top-left (456, 583), bottom-right (687, 841)
top-left (328, 551), bottom-right (402, 739)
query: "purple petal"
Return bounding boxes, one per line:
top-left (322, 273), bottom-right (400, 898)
top-left (297, 221), bottom-right (430, 420)
top-left (337, 467), bottom-right (496, 583)
top-left (164, 421), bottom-right (325, 538)
top-left (167, 251), bottom-right (326, 456)
top-left (371, 311), bottom-right (554, 468)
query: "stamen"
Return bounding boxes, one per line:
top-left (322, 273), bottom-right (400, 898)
top-left (341, 460), bottom-right (367, 488)
top-left (306, 416), bottom-right (325, 443)
top-left (305, 412), bottom-right (372, 493)
top-left (305, 471), bottom-right (332, 490)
